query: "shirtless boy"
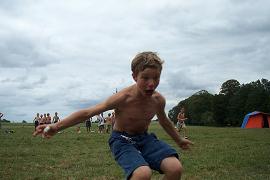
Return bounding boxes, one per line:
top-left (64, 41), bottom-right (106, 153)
top-left (53, 112), bottom-right (60, 123)
top-left (177, 107), bottom-right (188, 138)
top-left (46, 113), bottom-right (52, 124)
top-left (39, 114), bottom-right (45, 125)
top-left (105, 113), bottom-right (112, 133)
top-left (33, 51), bottom-right (193, 180)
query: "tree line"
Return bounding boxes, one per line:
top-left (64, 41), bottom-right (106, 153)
top-left (168, 78), bottom-right (270, 127)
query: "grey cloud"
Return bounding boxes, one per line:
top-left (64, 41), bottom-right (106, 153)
top-left (0, 34), bottom-right (59, 68)
top-left (1, 74), bottom-right (48, 90)
top-left (0, 75), bottom-right (27, 83)
top-left (65, 98), bottom-right (102, 110)
top-left (0, 0), bottom-right (23, 11)
top-left (34, 97), bottom-right (50, 106)
top-left (35, 75), bottom-right (47, 85)
top-left (166, 71), bottom-right (202, 91)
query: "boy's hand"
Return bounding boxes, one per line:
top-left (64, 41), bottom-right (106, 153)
top-left (33, 124), bottom-right (58, 138)
top-left (178, 138), bottom-right (194, 150)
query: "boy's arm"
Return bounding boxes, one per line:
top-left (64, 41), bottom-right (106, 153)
top-left (33, 92), bottom-right (123, 138)
top-left (156, 96), bottom-right (193, 150)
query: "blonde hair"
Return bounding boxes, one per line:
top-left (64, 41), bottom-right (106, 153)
top-left (131, 51), bottom-right (164, 76)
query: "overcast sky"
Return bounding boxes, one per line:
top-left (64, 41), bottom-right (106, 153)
top-left (0, 0), bottom-right (269, 122)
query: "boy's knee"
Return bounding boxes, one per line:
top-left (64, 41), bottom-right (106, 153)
top-left (161, 157), bottom-right (183, 177)
top-left (131, 166), bottom-right (152, 180)
top-left (169, 161), bottom-right (183, 176)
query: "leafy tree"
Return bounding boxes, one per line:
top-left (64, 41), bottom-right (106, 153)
top-left (220, 79), bottom-right (240, 96)
top-left (261, 78), bottom-right (270, 92)
top-left (184, 90), bottom-right (213, 125)
top-left (201, 111), bottom-right (215, 126)
top-left (212, 94), bottom-right (228, 126)
top-left (169, 78), bottom-right (270, 127)
top-left (244, 80), bottom-right (270, 113)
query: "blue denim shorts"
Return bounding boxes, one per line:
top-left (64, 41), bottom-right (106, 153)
top-left (109, 131), bottom-right (179, 179)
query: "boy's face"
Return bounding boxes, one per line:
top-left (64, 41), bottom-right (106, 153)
top-left (133, 67), bottom-right (161, 96)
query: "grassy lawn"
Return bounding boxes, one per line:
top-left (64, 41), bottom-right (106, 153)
top-left (0, 122), bottom-right (269, 179)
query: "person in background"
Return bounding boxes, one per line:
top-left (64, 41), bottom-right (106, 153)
top-left (39, 114), bottom-right (45, 125)
top-left (33, 113), bottom-right (40, 131)
top-left (111, 111), bottom-right (116, 131)
top-left (46, 113), bottom-right (52, 124)
top-left (85, 117), bottom-right (92, 132)
top-left (42, 114), bottom-right (47, 124)
top-left (177, 107), bottom-right (188, 139)
top-left (53, 112), bottom-right (60, 123)
top-left (105, 113), bottom-right (112, 133)
top-left (0, 112), bottom-right (3, 129)
top-left (97, 114), bottom-right (105, 133)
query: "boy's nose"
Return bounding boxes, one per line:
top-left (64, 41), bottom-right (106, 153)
top-left (148, 84), bottom-right (155, 89)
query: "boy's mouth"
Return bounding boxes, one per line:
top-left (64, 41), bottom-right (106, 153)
top-left (145, 90), bottom-right (154, 95)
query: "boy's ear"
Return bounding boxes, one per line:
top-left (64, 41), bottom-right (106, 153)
top-left (132, 73), bottom-right (137, 82)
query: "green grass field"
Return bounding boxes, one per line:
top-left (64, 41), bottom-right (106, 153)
top-left (0, 122), bottom-right (270, 180)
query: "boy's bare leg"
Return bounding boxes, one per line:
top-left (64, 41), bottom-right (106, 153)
top-left (160, 157), bottom-right (183, 180)
top-left (130, 166), bottom-right (152, 180)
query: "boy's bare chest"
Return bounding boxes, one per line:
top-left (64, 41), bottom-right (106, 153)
top-left (119, 99), bottom-right (157, 120)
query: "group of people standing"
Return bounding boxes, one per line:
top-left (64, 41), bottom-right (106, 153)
top-left (33, 112), bottom-right (60, 131)
top-left (96, 112), bottom-right (115, 133)
top-left (77, 111), bottom-right (115, 134)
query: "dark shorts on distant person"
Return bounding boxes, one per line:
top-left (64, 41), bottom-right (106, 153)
top-left (109, 131), bottom-right (179, 180)
top-left (86, 121), bottom-right (91, 127)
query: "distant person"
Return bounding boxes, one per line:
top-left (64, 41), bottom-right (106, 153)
top-left (46, 113), bottom-right (52, 124)
top-left (39, 114), bottom-right (44, 125)
top-left (0, 112), bottom-right (14, 133)
top-left (0, 112), bottom-right (3, 129)
top-left (33, 51), bottom-right (193, 179)
top-left (111, 111), bottom-right (115, 130)
top-left (41, 114), bottom-right (47, 125)
top-left (33, 113), bottom-right (40, 131)
top-left (97, 114), bottom-right (105, 133)
top-left (85, 117), bottom-right (92, 132)
top-left (53, 112), bottom-right (60, 123)
top-left (105, 113), bottom-right (112, 133)
top-left (177, 107), bottom-right (188, 138)
top-left (53, 112), bottom-right (63, 134)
